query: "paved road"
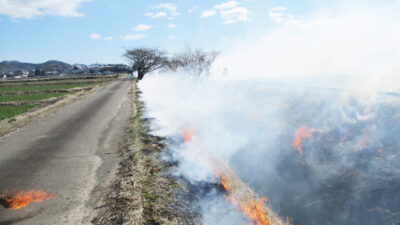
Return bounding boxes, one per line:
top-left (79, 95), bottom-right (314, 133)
top-left (0, 80), bottom-right (132, 225)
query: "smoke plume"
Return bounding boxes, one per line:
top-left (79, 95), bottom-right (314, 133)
top-left (138, 73), bottom-right (400, 224)
top-left (137, 1), bottom-right (400, 224)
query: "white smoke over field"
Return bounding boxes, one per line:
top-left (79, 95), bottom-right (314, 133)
top-left (213, 0), bottom-right (400, 93)
top-left (139, 73), bottom-right (400, 224)
top-left (137, 2), bottom-right (400, 224)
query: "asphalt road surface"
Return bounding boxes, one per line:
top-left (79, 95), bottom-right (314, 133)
top-left (0, 79), bottom-right (132, 225)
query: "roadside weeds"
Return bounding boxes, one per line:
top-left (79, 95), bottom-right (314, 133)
top-left (93, 80), bottom-right (198, 225)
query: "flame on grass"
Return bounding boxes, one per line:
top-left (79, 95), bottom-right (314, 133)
top-left (182, 130), bottom-right (195, 143)
top-left (292, 126), bottom-right (313, 154)
top-left (1, 189), bottom-right (54, 209)
top-left (215, 167), bottom-right (272, 225)
top-left (181, 130), bottom-right (288, 225)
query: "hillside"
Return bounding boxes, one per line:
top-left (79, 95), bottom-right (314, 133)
top-left (0, 60), bottom-right (70, 73)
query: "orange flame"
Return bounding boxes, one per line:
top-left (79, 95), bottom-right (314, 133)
top-left (239, 197), bottom-right (270, 225)
top-left (215, 171), bottom-right (231, 191)
top-left (1, 189), bottom-right (55, 209)
top-left (292, 126), bottom-right (313, 154)
top-left (215, 171), bottom-right (270, 225)
top-left (182, 130), bottom-right (195, 143)
top-left (183, 129), bottom-right (284, 224)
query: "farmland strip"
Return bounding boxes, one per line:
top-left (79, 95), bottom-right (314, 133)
top-left (0, 87), bottom-right (93, 96)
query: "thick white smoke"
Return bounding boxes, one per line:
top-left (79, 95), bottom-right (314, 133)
top-left (138, 72), bottom-right (400, 224)
top-left (137, 1), bottom-right (400, 224)
top-left (212, 0), bottom-right (400, 93)
top-left (139, 75), bottom-right (294, 223)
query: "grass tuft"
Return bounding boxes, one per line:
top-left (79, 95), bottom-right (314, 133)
top-left (0, 93), bottom-right (68, 103)
top-left (0, 83), bottom-right (97, 93)
top-left (0, 105), bottom-right (37, 121)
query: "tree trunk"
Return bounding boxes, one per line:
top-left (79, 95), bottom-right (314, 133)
top-left (137, 71), bottom-right (145, 80)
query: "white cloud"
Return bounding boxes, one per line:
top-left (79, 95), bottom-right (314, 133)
top-left (268, 6), bottom-right (288, 23)
top-left (269, 7), bottom-right (287, 12)
top-left (168, 23), bottom-right (176, 28)
top-left (147, 3), bottom-right (179, 20)
top-left (104, 36), bottom-right (113, 41)
top-left (169, 35), bottom-right (176, 39)
top-left (220, 6), bottom-right (250, 24)
top-left (188, 6), bottom-right (198, 14)
top-left (153, 3), bottom-right (179, 17)
top-left (214, 1), bottom-right (239, 10)
top-left (202, 1), bottom-right (250, 23)
top-left (145, 12), bottom-right (167, 19)
top-left (90, 33), bottom-right (101, 40)
top-left (0, 0), bottom-right (90, 19)
top-left (269, 12), bottom-right (285, 23)
top-left (134, 24), bottom-right (152, 31)
top-left (154, 3), bottom-right (177, 13)
top-left (123, 34), bottom-right (145, 41)
top-left (201, 10), bottom-right (217, 18)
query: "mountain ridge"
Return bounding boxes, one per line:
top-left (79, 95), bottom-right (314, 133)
top-left (0, 60), bottom-right (70, 73)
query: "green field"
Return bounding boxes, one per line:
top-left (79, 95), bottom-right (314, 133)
top-left (0, 76), bottom-right (114, 121)
top-left (0, 93), bottom-right (68, 103)
top-left (0, 82), bottom-right (97, 92)
top-left (0, 105), bottom-right (37, 121)
top-left (0, 79), bottom-right (110, 87)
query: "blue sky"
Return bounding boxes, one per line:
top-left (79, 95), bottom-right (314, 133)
top-left (0, 0), bottom-right (339, 64)
top-left (0, 0), bottom-right (399, 70)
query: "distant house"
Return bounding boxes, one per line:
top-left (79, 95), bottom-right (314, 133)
top-left (117, 65), bottom-right (130, 70)
top-left (14, 70), bottom-right (29, 76)
top-left (73, 65), bottom-right (84, 70)
top-left (29, 70), bottom-right (35, 77)
top-left (45, 71), bottom-right (59, 76)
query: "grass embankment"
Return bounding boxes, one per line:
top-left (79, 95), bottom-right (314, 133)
top-left (0, 105), bottom-right (37, 121)
top-left (93, 81), bottom-right (196, 225)
top-left (0, 76), bottom-right (115, 123)
top-left (0, 82), bottom-right (97, 92)
top-left (0, 93), bottom-right (68, 103)
top-left (0, 80), bottom-right (107, 87)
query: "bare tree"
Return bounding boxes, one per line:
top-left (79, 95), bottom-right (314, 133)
top-left (124, 48), bottom-right (167, 80)
top-left (167, 48), bottom-right (219, 77)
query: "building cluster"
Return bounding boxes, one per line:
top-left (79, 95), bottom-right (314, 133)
top-left (1, 64), bottom-right (131, 79)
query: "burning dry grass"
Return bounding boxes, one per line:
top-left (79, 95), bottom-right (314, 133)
top-left (0, 189), bottom-right (54, 209)
top-left (292, 125), bottom-right (313, 154)
top-left (183, 132), bottom-right (288, 225)
top-left (212, 158), bottom-right (289, 225)
top-left (136, 76), bottom-right (400, 224)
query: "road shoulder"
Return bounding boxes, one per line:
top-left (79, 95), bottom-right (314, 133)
top-left (92, 80), bottom-right (198, 225)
